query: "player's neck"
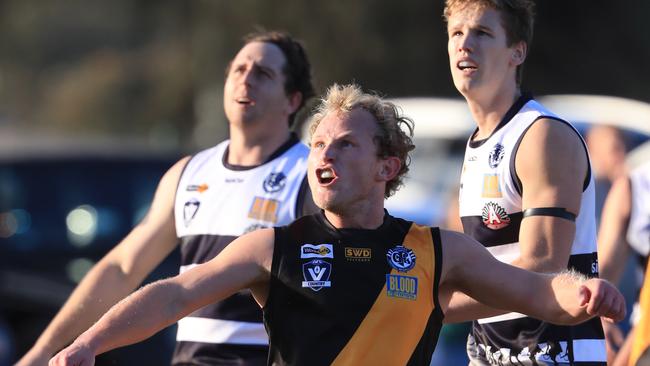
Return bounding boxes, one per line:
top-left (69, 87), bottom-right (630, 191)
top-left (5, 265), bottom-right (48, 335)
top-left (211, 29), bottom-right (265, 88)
top-left (467, 86), bottom-right (520, 141)
top-left (227, 126), bottom-right (291, 166)
top-left (323, 199), bottom-right (386, 230)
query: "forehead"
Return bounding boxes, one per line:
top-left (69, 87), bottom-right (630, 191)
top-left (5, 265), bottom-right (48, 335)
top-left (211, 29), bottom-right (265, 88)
top-left (447, 4), bottom-right (503, 30)
top-left (313, 108), bottom-right (378, 139)
top-left (231, 41), bottom-right (287, 71)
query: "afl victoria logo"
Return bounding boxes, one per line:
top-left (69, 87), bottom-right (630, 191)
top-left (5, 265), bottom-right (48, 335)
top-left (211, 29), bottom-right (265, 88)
top-left (386, 245), bottom-right (416, 272)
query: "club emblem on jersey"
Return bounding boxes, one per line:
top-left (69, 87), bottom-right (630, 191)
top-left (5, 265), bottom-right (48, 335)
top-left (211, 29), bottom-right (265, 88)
top-left (482, 202), bottom-right (511, 230)
top-left (183, 198), bottom-right (200, 227)
top-left (302, 259), bottom-right (332, 291)
top-left (488, 143), bottom-right (505, 168)
top-left (301, 244), bottom-right (334, 258)
top-left (386, 245), bottom-right (416, 272)
top-left (263, 172), bottom-right (287, 193)
top-left (386, 274), bottom-right (418, 300)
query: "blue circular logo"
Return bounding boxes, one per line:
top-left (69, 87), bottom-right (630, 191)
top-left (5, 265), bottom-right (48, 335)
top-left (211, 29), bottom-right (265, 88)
top-left (386, 245), bottom-right (416, 272)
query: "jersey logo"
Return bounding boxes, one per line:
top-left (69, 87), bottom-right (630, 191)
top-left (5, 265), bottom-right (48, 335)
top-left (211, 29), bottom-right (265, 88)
top-left (183, 199), bottom-right (200, 227)
top-left (386, 274), bottom-right (418, 300)
top-left (482, 202), bottom-right (511, 229)
top-left (482, 174), bottom-right (502, 198)
top-left (345, 247), bottom-right (372, 262)
top-left (247, 197), bottom-right (279, 223)
top-left (386, 245), bottom-right (416, 272)
top-left (301, 244), bottom-right (334, 258)
top-left (186, 183), bottom-right (209, 193)
top-left (488, 143), bottom-right (505, 168)
top-left (263, 172), bottom-right (287, 193)
top-left (302, 259), bottom-right (332, 291)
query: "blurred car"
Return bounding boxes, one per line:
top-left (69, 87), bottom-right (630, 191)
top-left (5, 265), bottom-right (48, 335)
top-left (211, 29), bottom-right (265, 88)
top-left (0, 134), bottom-right (182, 365)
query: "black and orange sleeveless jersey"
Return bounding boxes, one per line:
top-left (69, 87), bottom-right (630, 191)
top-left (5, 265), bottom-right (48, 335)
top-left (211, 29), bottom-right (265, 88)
top-left (263, 211), bottom-right (444, 366)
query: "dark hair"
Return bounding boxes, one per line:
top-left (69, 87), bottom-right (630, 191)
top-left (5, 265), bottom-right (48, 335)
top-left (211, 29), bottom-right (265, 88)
top-left (228, 30), bottom-right (315, 126)
top-left (444, 0), bottom-right (535, 85)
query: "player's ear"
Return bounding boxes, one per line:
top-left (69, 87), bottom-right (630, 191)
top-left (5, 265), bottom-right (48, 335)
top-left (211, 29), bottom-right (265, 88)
top-left (378, 157), bottom-right (401, 182)
top-left (511, 41), bottom-right (527, 66)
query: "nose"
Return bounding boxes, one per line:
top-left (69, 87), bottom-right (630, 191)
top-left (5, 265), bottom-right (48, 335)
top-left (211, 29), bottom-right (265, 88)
top-left (457, 33), bottom-right (474, 53)
top-left (321, 143), bottom-right (336, 162)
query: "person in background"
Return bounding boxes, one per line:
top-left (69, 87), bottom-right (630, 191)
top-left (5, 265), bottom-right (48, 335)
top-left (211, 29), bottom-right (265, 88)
top-left (18, 30), bottom-right (316, 366)
top-left (443, 0), bottom-right (605, 364)
top-left (598, 142), bottom-right (650, 366)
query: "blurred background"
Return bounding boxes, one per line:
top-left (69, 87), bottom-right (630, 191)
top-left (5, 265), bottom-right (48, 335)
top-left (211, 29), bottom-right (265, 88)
top-left (0, 0), bottom-right (649, 365)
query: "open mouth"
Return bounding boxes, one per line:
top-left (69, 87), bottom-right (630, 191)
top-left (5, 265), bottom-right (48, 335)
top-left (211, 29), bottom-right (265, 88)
top-left (236, 97), bottom-right (254, 105)
top-left (457, 60), bottom-right (477, 71)
top-left (316, 168), bottom-right (337, 185)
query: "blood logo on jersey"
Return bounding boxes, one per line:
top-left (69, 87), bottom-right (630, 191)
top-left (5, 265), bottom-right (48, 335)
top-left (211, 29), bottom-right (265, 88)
top-left (386, 245), bottom-right (416, 272)
top-left (386, 274), bottom-right (418, 300)
top-left (302, 259), bottom-right (332, 291)
top-left (183, 198), bottom-right (200, 227)
top-left (488, 143), bottom-right (505, 168)
top-left (481, 201), bottom-right (511, 230)
top-left (482, 174), bottom-right (502, 198)
top-left (263, 172), bottom-right (287, 193)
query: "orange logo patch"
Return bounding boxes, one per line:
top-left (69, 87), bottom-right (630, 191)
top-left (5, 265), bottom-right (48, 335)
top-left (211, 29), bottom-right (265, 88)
top-left (248, 197), bottom-right (279, 223)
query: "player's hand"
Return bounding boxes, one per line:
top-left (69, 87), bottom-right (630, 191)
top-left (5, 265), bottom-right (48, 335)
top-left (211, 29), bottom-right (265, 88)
top-left (578, 278), bottom-right (626, 323)
top-left (15, 347), bottom-right (52, 366)
top-left (48, 342), bottom-right (95, 366)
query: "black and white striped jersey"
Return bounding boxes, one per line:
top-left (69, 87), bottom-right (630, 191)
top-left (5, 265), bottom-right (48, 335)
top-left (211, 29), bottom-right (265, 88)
top-left (172, 136), bottom-right (309, 365)
top-left (458, 94), bottom-right (604, 365)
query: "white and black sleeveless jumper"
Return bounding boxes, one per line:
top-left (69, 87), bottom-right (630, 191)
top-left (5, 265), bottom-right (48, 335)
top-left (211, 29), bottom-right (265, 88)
top-left (172, 135), bottom-right (310, 365)
top-left (459, 94), bottom-right (605, 365)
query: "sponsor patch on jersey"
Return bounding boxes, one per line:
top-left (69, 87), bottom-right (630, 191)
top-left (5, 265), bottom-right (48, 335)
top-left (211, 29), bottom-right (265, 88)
top-left (386, 274), bottom-right (418, 300)
top-left (300, 244), bottom-right (334, 258)
top-left (183, 198), bottom-right (200, 227)
top-left (386, 245), bottom-right (416, 272)
top-left (302, 259), bottom-right (332, 291)
top-left (482, 201), bottom-right (511, 229)
top-left (345, 247), bottom-right (371, 261)
top-left (247, 197), bottom-right (279, 223)
top-left (488, 143), bottom-right (505, 168)
top-left (482, 174), bottom-right (503, 198)
top-left (263, 172), bottom-right (287, 193)
top-left (186, 183), bottom-right (209, 193)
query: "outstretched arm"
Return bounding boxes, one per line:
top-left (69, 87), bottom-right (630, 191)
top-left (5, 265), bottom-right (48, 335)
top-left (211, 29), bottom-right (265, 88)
top-left (48, 228), bottom-right (275, 366)
top-left (18, 157), bottom-right (189, 366)
top-left (439, 230), bottom-right (625, 324)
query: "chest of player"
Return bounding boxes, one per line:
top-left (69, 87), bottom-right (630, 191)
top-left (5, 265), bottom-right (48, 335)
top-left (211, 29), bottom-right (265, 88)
top-left (175, 165), bottom-right (302, 237)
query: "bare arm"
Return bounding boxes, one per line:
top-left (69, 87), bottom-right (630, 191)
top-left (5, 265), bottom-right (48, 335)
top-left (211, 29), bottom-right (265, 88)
top-left (446, 119), bottom-right (589, 319)
top-left (439, 230), bottom-right (625, 324)
top-left (18, 157), bottom-right (189, 366)
top-left (49, 228), bottom-right (275, 366)
top-left (598, 176), bottom-right (632, 284)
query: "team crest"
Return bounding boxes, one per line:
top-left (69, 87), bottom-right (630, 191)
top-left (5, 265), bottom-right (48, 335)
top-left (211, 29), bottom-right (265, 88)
top-left (263, 172), bottom-right (287, 193)
top-left (302, 259), bottom-right (332, 291)
top-left (488, 143), bottom-right (505, 168)
top-left (183, 198), bottom-right (200, 227)
top-left (482, 202), bottom-right (511, 229)
top-left (386, 245), bottom-right (416, 272)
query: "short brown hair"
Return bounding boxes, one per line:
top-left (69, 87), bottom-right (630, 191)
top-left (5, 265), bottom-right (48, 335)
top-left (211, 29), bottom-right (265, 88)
top-left (227, 30), bottom-right (315, 126)
top-left (444, 0), bottom-right (535, 85)
top-left (308, 84), bottom-right (415, 198)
